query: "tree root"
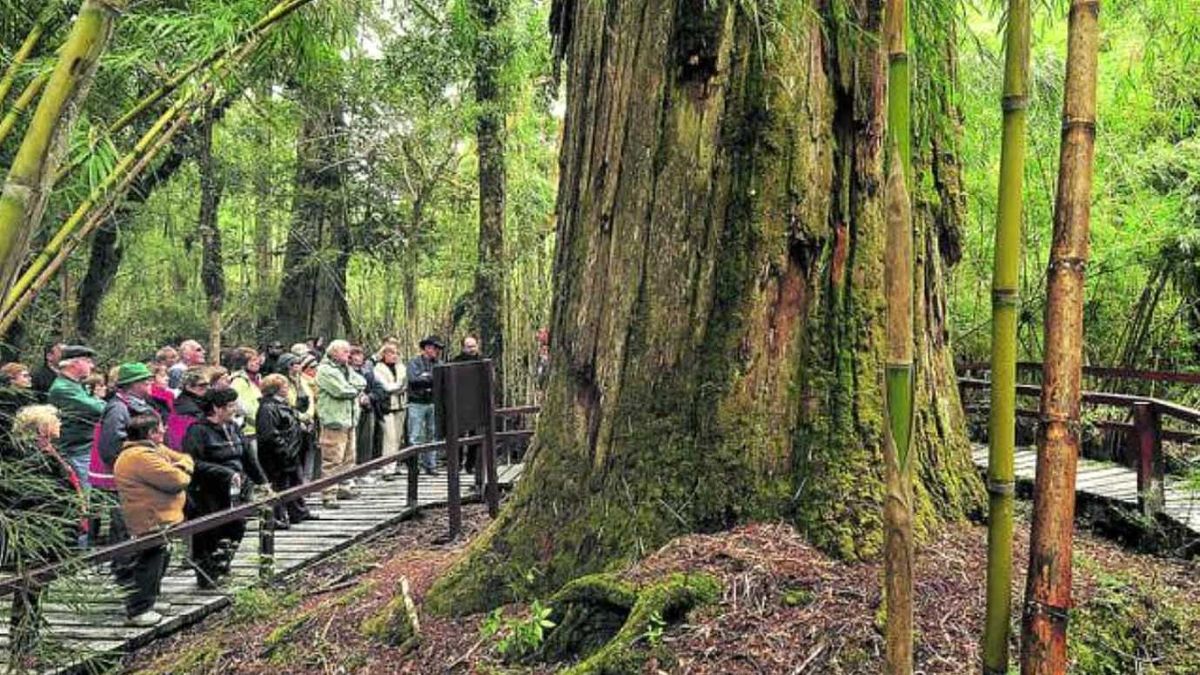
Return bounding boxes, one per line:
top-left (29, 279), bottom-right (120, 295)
top-left (539, 572), bottom-right (722, 674)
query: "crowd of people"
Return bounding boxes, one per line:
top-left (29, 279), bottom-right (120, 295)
top-left (0, 333), bottom-right (482, 632)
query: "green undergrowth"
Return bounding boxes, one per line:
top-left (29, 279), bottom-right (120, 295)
top-left (1070, 557), bottom-right (1200, 674)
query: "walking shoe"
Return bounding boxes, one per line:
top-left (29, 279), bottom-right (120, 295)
top-left (322, 496), bottom-right (341, 509)
top-left (127, 610), bottom-right (163, 627)
top-left (358, 474), bottom-right (378, 486)
top-left (336, 486), bottom-right (360, 500)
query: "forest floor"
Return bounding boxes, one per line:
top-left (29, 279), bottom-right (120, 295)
top-left (128, 501), bottom-right (1200, 674)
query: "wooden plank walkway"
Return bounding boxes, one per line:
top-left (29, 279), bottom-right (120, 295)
top-left (0, 463), bottom-right (524, 673)
top-left (970, 445), bottom-right (1200, 534)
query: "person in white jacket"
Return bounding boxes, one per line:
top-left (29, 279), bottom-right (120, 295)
top-left (372, 342), bottom-right (407, 479)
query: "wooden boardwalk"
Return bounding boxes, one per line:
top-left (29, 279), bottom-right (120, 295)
top-left (0, 463), bottom-right (524, 673)
top-left (970, 445), bottom-right (1200, 534)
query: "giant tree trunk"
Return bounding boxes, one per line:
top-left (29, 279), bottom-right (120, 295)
top-left (471, 0), bottom-right (508, 382)
top-left (429, 0), bottom-right (981, 614)
top-left (275, 100), bottom-right (351, 343)
top-left (197, 106), bottom-right (225, 359)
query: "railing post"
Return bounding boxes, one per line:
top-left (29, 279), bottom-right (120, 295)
top-left (483, 366), bottom-right (500, 518)
top-left (1132, 401), bottom-right (1165, 519)
top-left (8, 584), bottom-right (41, 662)
top-left (443, 370), bottom-right (462, 540)
top-left (258, 505), bottom-right (275, 580)
top-left (406, 453), bottom-right (419, 508)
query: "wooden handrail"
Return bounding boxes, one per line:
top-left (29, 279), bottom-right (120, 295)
top-left (957, 377), bottom-right (1200, 427)
top-left (0, 406), bottom-right (542, 597)
top-left (959, 362), bottom-right (1200, 386)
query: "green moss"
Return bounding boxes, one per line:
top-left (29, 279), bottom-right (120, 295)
top-left (361, 580), bottom-right (421, 653)
top-left (543, 573), bottom-right (722, 675)
top-left (265, 580), bottom-right (376, 650)
top-left (1069, 564), bottom-right (1200, 674)
top-left (137, 638), bottom-right (223, 674)
top-left (781, 586), bottom-right (814, 607)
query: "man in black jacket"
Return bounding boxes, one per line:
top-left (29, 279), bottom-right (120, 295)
top-left (30, 342), bottom-right (63, 399)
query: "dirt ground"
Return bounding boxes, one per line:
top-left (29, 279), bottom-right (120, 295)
top-left (128, 502), bottom-right (1200, 674)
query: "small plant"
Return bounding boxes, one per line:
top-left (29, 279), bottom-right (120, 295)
top-left (480, 600), bottom-right (557, 661)
top-left (641, 610), bottom-right (666, 646)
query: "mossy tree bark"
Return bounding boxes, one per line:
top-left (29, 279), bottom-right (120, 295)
top-left (471, 0), bottom-right (508, 383)
top-left (429, 0), bottom-right (981, 614)
top-left (197, 105), bottom-right (225, 359)
top-left (274, 99), bottom-right (352, 343)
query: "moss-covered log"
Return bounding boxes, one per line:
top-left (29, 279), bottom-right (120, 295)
top-left (428, 0), bottom-right (981, 615)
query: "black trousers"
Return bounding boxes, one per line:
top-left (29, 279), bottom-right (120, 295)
top-left (125, 544), bottom-right (170, 617)
top-left (266, 464), bottom-right (309, 523)
top-left (190, 520), bottom-right (245, 585)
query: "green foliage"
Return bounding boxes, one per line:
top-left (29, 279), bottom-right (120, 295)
top-left (480, 599), bottom-right (557, 661)
top-left (1069, 561), bottom-right (1200, 674)
top-left (952, 1), bottom-right (1200, 371)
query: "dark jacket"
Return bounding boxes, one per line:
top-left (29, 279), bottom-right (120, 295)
top-left (181, 420), bottom-right (259, 516)
top-left (47, 375), bottom-right (105, 457)
top-left (406, 355), bottom-right (438, 404)
top-left (256, 395), bottom-right (303, 474)
top-left (450, 352), bottom-right (481, 363)
top-left (97, 392), bottom-right (155, 467)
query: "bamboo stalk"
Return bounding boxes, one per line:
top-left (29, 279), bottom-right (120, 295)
top-left (0, 73), bottom-right (49, 148)
top-left (2, 90), bottom-right (194, 313)
top-left (5, 27), bottom-right (271, 316)
top-left (1020, 1), bottom-right (1101, 673)
top-left (0, 3), bottom-right (56, 109)
top-left (0, 110), bottom-right (191, 336)
top-left (982, 0), bottom-right (1031, 671)
top-left (883, 0), bottom-right (913, 672)
top-left (0, 0), bottom-right (128, 304)
top-left (51, 0), bottom-right (316, 189)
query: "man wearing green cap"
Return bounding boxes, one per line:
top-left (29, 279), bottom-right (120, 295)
top-left (92, 362), bottom-right (157, 579)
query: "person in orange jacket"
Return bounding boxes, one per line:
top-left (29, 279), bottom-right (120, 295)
top-left (113, 414), bottom-right (193, 627)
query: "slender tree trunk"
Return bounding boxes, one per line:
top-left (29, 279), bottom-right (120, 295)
top-left (882, 0), bottom-right (914, 670)
top-left (0, 0), bottom-right (127, 301)
top-left (76, 144), bottom-right (189, 339)
top-left (428, 0), bottom-right (980, 615)
top-left (983, 1), bottom-right (1031, 671)
top-left (1020, 1), bottom-right (1101, 673)
top-left (471, 0), bottom-right (508, 384)
top-left (197, 106), bottom-right (225, 359)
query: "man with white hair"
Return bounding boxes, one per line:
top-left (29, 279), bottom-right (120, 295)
top-left (47, 346), bottom-right (105, 491)
top-left (315, 340), bottom-right (368, 508)
top-left (168, 340), bottom-right (206, 390)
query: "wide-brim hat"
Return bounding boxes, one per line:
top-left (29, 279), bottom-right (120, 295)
top-left (116, 362), bottom-right (153, 387)
top-left (61, 345), bottom-right (96, 361)
top-left (419, 335), bottom-right (445, 350)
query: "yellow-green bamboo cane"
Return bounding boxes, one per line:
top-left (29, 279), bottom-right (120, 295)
top-left (0, 73), bottom-right (49, 148)
top-left (0, 110), bottom-right (192, 336)
top-left (6, 27), bottom-right (271, 315)
top-left (983, 0), bottom-right (1031, 671)
top-left (0, 0), bottom-right (127, 305)
top-left (2, 90), bottom-right (194, 314)
top-left (0, 3), bottom-right (56, 109)
top-left (883, 0), bottom-right (914, 672)
top-left (56, 0), bottom-right (316, 186)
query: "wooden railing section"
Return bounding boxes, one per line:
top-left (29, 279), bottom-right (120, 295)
top-left (958, 362), bottom-right (1200, 519)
